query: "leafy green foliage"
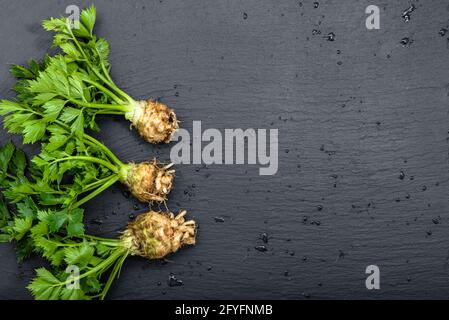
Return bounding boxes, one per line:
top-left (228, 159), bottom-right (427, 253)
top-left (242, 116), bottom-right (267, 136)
top-left (0, 140), bottom-right (126, 300)
top-left (1, 59), bottom-right (124, 209)
top-left (0, 8), bottom-right (128, 145)
top-left (27, 267), bottom-right (90, 300)
top-left (0, 5), bottom-right (136, 300)
top-left (0, 140), bottom-right (94, 260)
top-left (0, 141), bottom-right (27, 237)
top-left (28, 215), bottom-right (125, 300)
top-left (0, 141), bottom-right (15, 179)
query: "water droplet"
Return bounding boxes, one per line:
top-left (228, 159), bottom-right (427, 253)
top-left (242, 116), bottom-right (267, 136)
top-left (402, 4), bottom-right (416, 22)
top-left (260, 232), bottom-right (268, 243)
top-left (312, 29), bottom-right (321, 35)
top-left (422, 185), bottom-right (427, 191)
top-left (313, 2), bottom-right (319, 9)
top-left (317, 205), bottom-right (323, 211)
top-left (439, 28), bottom-right (448, 37)
top-left (326, 32), bottom-right (335, 41)
top-left (255, 245), bottom-right (267, 252)
top-left (168, 274), bottom-right (183, 287)
top-left (214, 216), bottom-right (225, 223)
top-left (128, 213), bottom-right (135, 220)
top-left (400, 37), bottom-right (411, 46)
top-left (399, 171), bottom-right (405, 180)
top-left (133, 204), bottom-right (139, 210)
top-left (243, 12), bottom-right (248, 20)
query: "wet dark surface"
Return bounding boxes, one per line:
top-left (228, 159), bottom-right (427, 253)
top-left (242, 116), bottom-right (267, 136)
top-left (0, 0), bottom-right (449, 299)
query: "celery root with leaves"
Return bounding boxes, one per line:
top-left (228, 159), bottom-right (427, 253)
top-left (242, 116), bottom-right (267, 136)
top-left (1, 111), bottom-right (175, 205)
top-left (27, 209), bottom-right (196, 300)
top-left (26, 5), bottom-right (178, 144)
top-left (0, 141), bottom-right (196, 300)
top-left (1, 57), bottom-right (175, 204)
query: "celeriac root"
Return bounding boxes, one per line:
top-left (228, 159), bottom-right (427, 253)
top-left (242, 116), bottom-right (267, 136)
top-left (121, 210), bottom-right (196, 259)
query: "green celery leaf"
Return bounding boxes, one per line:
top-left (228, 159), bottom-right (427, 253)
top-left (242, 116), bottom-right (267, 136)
top-left (80, 5), bottom-right (96, 35)
top-left (48, 210), bottom-right (68, 232)
top-left (42, 99), bottom-right (66, 121)
top-left (84, 277), bottom-right (102, 293)
top-left (95, 38), bottom-right (109, 62)
top-left (27, 268), bottom-right (66, 300)
top-left (12, 216), bottom-right (33, 240)
top-left (16, 237), bottom-right (34, 262)
top-left (9, 148), bottom-right (27, 177)
top-left (22, 119), bottom-right (47, 144)
top-left (66, 208), bottom-right (84, 237)
top-left (10, 64), bottom-right (34, 79)
top-left (60, 107), bottom-right (81, 123)
top-left (0, 141), bottom-right (15, 174)
top-left (0, 100), bottom-right (24, 116)
top-left (63, 241), bottom-right (95, 267)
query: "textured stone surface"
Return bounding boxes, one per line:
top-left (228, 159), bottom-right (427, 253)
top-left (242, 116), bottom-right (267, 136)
top-left (0, 0), bottom-right (448, 299)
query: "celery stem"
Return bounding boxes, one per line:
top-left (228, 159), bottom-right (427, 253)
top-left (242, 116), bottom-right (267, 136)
top-left (72, 175), bottom-right (119, 208)
top-left (55, 248), bottom-right (125, 287)
top-left (64, 96), bottom-right (129, 112)
top-left (67, 24), bottom-right (134, 104)
top-left (82, 135), bottom-right (124, 168)
top-left (82, 79), bottom-right (123, 105)
top-left (50, 156), bottom-right (118, 173)
top-left (80, 176), bottom-right (117, 194)
top-left (99, 251), bottom-right (128, 300)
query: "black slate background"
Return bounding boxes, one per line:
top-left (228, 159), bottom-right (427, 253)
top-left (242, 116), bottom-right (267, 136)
top-left (1, 0), bottom-right (449, 299)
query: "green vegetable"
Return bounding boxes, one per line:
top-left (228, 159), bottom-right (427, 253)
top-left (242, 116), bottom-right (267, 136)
top-left (28, 210), bottom-right (196, 300)
top-left (6, 117), bottom-right (175, 206)
top-left (0, 141), bottom-right (85, 261)
top-left (0, 141), bottom-right (196, 299)
top-left (1, 61), bottom-right (175, 206)
top-left (34, 5), bottom-right (178, 144)
top-left (0, 5), bottom-right (196, 300)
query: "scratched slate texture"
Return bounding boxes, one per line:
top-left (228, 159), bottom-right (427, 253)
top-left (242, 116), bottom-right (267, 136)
top-left (0, 0), bottom-right (449, 299)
